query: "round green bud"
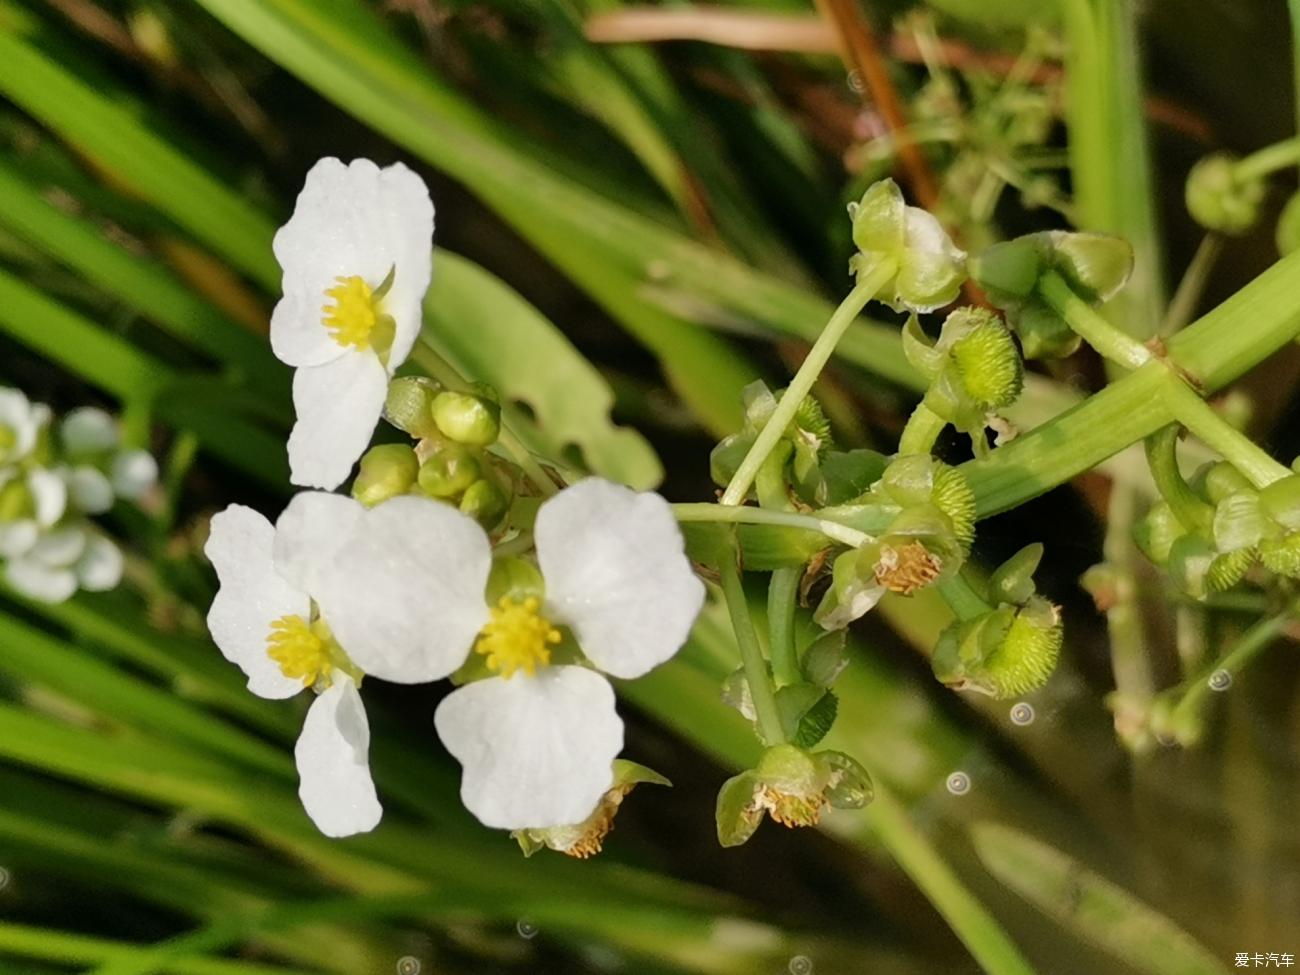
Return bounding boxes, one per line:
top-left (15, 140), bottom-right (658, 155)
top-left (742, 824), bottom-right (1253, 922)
top-left (1186, 154), bottom-right (1265, 236)
top-left (432, 390), bottom-right (501, 447)
top-left (460, 477), bottom-right (509, 529)
top-left (383, 377), bottom-right (442, 439)
top-left (351, 444), bottom-right (419, 507)
top-left (949, 315), bottom-right (1024, 411)
top-left (417, 444), bottom-right (481, 499)
top-left (1016, 301), bottom-right (1081, 360)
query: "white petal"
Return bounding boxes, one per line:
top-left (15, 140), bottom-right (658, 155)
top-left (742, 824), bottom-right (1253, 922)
top-left (272, 491), bottom-right (366, 596)
top-left (434, 666), bottom-right (622, 830)
top-left (5, 559), bottom-right (77, 603)
top-left (67, 466), bottom-right (114, 514)
top-left (295, 676), bottom-right (382, 838)
top-left (535, 479), bottom-right (705, 679)
top-left (77, 535), bottom-right (123, 592)
top-left (61, 407), bottom-right (118, 456)
top-left (28, 470), bottom-right (67, 527)
top-left (311, 496), bottom-right (491, 683)
top-left (287, 352), bottom-right (388, 490)
top-left (0, 389), bottom-right (39, 460)
top-left (28, 528), bottom-right (86, 568)
top-left (204, 505), bottom-right (308, 700)
top-left (0, 521), bottom-right (38, 558)
top-left (271, 158), bottom-right (433, 371)
top-left (111, 450), bottom-right (158, 501)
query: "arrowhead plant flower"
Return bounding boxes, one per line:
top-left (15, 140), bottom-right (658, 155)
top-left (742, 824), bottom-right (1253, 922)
top-left (435, 478), bottom-right (705, 831)
top-left (206, 492), bottom-right (491, 837)
top-left (270, 158), bottom-right (435, 490)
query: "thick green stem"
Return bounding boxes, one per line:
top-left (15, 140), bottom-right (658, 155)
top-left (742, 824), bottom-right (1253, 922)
top-left (1160, 380), bottom-right (1292, 487)
top-left (718, 533), bottom-right (786, 745)
top-left (672, 502), bottom-right (871, 549)
top-left (767, 567), bottom-right (801, 687)
top-left (1038, 271), bottom-right (1152, 370)
top-left (936, 572), bottom-right (993, 621)
top-left (898, 399), bottom-right (947, 456)
top-left (720, 260), bottom-right (895, 505)
top-left (1144, 425), bottom-right (1212, 528)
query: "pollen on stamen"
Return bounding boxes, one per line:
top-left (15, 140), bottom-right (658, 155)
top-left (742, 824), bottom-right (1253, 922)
top-left (474, 595), bottom-right (562, 679)
top-left (321, 275), bottom-right (380, 350)
top-left (266, 614), bottom-right (332, 687)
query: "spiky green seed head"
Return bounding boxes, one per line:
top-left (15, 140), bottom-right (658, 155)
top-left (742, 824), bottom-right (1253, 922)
top-left (950, 317), bottom-right (1024, 411)
top-left (932, 462), bottom-right (976, 551)
top-left (1260, 533), bottom-right (1300, 579)
top-left (1206, 546), bottom-right (1256, 592)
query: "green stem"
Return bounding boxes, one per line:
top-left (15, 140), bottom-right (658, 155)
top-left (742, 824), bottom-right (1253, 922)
top-left (898, 399), bottom-right (947, 456)
top-left (1166, 611), bottom-right (1293, 744)
top-left (1160, 380), bottom-right (1292, 487)
top-left (866, 787), bottom-right (1038, 975)
top-left (718, 531), bottom-right (786, 746)
top-left (1144, 425), bottom-right (1212, 528)
top-left (1038, 271), bottom-right (1152, 370)
top-left (1160, 234), bottom-right (1221, 336)
top-left (936, 572), bottom-right (993, 621)
top-left (767, 567), bottom-right (801, 687)
top-left (672, 502), bottom-right (871, 549)
top-left (1233, 136), bottom-right (1300, 182)
top-left (720, 260), bottom-right (895, 505)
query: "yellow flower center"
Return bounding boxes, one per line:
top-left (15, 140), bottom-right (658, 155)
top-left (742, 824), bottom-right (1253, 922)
top-left (474, 596), bottom-right (562, 679)
top-left (266, 615), bottom-right (336, 688)
top-left (321, 274), bottom-right (387, 351)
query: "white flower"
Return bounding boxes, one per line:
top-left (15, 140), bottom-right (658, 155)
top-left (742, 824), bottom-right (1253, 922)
top-left (435, 478), bottom-right (705, 831)
top-left (61, 407), bottom-right (118, 457)
top-left (0, 388), bottom-right (50, 468)
top-left (271, 158), bottom-right (435, 491)
top-left (0, 468), bottom-right (66, 560)
top-left (4, 527), bottom-right (122, 604)
top-left (205, 492), bottom-right (490, 837)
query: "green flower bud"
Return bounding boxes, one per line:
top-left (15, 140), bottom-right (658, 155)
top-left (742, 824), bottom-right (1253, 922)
top-left (931, 595), bottom-right (1062, 698)
top-left (849, 178), bottom-right (966, 313)
top-left (514, 760), bottom-right (669, 858)
top-left (383, 376), bottom-right (442, 439)
top-left (431, 389), bottom-right (501, 447)
top-left (350, 444), bottom-right (418, 507)
top-left (1277, 191), bottom-right (1300, 256)
top-left (417, 443), bottom-right (481, 499)
top-left (968, 237), bottom-right (1042, 303)
top-left (989, 543), bottom-right (1044, 606)
top-left (1186, 154), bottom-right (1265, 235)
top-left (1134, 501), bottom-right (1186, 566)
top-left (459, 477), bottom-right (509, 529)
top-left (1050, 233), bottom-right (1134, 304)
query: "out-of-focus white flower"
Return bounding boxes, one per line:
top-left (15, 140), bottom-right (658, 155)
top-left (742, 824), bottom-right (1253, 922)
top-left (0, 389), bottom-right (49, 468)
top-left (435, 479), bottom-right (704, 831)
top-left (205, 492), bottom-right (489, 836)
top-left (270, 158), bottom-right (435, 490)
top-left (4, 527), bottom-right (122, 603)
top-left (0, 469), bottom-right (66, 560)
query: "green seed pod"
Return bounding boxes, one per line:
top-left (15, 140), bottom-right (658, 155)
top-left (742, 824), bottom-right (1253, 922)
top-left (1134, 501), bottom-right (1186, 566)
top-left (1260, 533), bottom-right (1300, 578)
top-left (432, 390), bottom-right (501, 447)
top-left (931, 462), bottom-right (976, 552)
top-left (1186, 154), bottom-right (1265, 236)
top-left (459, 477), bottom-right (509, 529)
top-left (949, 316), bottom-right (1024, 411)
top-left (931, 596), bottom-right (1062, 698)
top-left (350, 444), bottom-right (419, 508)
top-left (790, 392), bottom-right (833, 453)
top-left (383, 376), bottom-right (442, 439)
top-left (417, 443), bottom-right (481, 499)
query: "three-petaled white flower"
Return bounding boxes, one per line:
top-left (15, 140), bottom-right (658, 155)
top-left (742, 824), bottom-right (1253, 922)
top-left (270, 158), bottom-right (435, 491)
top-left (0, 388), bottom-right (48, 468)
top-left (205, 493), bottom-right (489, 837)
top-left (434, 478), bottom-right (705, 830)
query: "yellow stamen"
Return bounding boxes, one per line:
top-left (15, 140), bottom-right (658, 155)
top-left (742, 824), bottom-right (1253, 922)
top-left (266, 615), bottom-right (333, 688)
top-left (474, 595), bottom-right (562, 679)
top-left (321, 275), bottom-right (382, 350)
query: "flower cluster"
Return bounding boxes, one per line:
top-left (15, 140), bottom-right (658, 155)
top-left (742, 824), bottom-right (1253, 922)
top-left (207, 160), bottom-right (703, 850)
top-left (0, 390), bottom-right (154, 603)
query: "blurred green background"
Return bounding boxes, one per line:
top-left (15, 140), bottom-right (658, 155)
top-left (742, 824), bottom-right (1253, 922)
top-left (0, 0), bottom-right (1298, 973)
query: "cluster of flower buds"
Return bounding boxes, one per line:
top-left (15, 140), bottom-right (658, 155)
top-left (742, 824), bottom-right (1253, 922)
top-left (1138, 433), bottom-right (1300, 597)
top-left (0, 389), bottom-right (155, 603)
top-left (1185, 153), bottom-right (1266, 237)
top-left (351, 376), bottom-right (512, 530)
top-left (970, 230), bottom-right (1134, 359)
top-left (930, 543), bottom-right (1063, 699)
top-left (814, 455), bottom-right (976, 630)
